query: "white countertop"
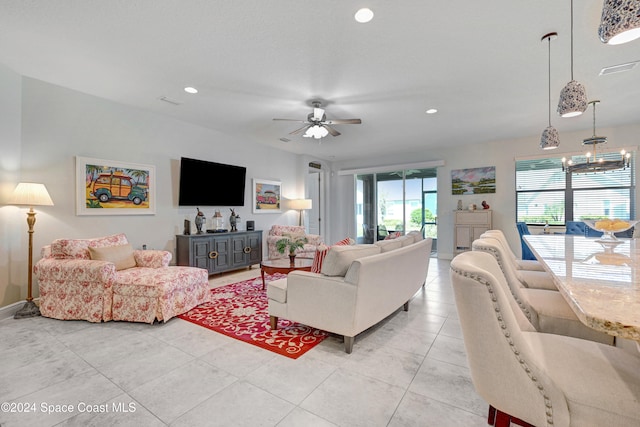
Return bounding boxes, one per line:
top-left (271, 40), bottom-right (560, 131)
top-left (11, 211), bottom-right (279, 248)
top-left (524, 234), bottom-right (640, 341)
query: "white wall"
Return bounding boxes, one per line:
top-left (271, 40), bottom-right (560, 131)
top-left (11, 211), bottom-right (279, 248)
top-left (1, 76), bottom-right (310, 308)
top-left (0, 64), bottom-right (23, 307)
top-left (330, 124), bottom-right (640, 259)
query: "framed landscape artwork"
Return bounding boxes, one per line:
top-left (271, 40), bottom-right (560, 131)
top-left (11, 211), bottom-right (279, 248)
top-left (451, 166), bottom-right (496, 195)
top-left (76, 156), bottom-right (156, 215)
top-left (252, 178), bottom-right (281, 213)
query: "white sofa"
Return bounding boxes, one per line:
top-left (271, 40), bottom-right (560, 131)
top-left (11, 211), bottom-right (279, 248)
top-left (267, 233), bottom-right (432, 353)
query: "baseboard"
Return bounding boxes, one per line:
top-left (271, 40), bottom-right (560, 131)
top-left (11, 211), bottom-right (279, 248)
top-left (0, 301), bottom-right (23, 321)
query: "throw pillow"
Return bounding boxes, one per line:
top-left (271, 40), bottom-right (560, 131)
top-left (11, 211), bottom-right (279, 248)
top-left (311, 237), bottom-right (354, 273)
top-left (89, 243), bottom-right (137, 271)
top-left (320, 244), bottom-right (381, 277)
top-left (384, 231), bottom-right (402, 240)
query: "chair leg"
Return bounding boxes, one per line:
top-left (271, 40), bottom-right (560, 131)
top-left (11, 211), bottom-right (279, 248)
top-left (344, 336), bottom-right (354, 353)
top-left (270, 315), bottom-right (278, 330)
top-left (488, 405), bottom-right (496, 425)
top-left (403, 301), bottom-right (409, 311)
top-left (493, 407), bottom-right (535, 427)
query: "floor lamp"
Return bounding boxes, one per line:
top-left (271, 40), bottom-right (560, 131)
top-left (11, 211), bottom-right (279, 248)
top-left (8, 183), bottom-right (54, 319)
top-left (289, 199), bottom-right (312, 226)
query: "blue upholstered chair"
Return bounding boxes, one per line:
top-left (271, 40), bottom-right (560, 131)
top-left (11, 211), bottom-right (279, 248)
top-left (515, 222), bottom-right (536, 261)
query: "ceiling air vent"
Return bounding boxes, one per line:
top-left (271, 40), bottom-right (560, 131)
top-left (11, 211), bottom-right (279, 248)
top-left (279, 137), bottom-right (291, 143)
top-left (599, 61), bottom-right (638, 76)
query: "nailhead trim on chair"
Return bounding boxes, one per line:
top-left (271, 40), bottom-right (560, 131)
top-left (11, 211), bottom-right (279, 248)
top-left (473, 244), bottom-right (535, 324)
top-left (451, 266), bottom-right (554, 426)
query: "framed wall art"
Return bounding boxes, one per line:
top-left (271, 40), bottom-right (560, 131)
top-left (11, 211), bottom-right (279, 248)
top-left (252, 178), bottom-right (281, 213)
top-left (451, 166), bottom-right (496, 195)
top-left (76, 156), bottom-right (156, 215)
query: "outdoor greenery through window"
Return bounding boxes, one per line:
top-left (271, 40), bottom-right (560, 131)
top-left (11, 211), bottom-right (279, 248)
top-left (516, 152), bottom-right (635, 225)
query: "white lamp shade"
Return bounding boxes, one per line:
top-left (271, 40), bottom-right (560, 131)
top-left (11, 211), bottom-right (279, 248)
top-left (599, 0), bottom-right (640, 45)
top-left (8, 183), bottom-right (54, 207)
top-left (289, 199), bottom-right (312, 210)
top-left (557, 80), bottom-right (588, 117)
top-left (540, 126), bottom-right (560, 150)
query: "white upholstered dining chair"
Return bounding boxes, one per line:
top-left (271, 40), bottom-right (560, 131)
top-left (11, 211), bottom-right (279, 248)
top-left (450, 250), bottom-right (640, 427)
top-left (472, 236), bottom-right (613, 345)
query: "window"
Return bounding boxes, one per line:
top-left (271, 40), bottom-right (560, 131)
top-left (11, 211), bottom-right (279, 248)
top-left (516, 152), bottom-right (635, 225)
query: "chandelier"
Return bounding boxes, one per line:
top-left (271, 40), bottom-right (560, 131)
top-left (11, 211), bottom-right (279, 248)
top-left (561, 100), bottom-right (631, 173)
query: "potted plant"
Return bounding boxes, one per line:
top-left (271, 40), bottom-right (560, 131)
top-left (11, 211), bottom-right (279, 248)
top-left (276, 233), bottom-right (308, 265)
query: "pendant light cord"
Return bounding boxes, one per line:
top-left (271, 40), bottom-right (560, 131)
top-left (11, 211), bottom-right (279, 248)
top-left (570, 0), bottom-right (574, 80)
top-left (548, 36), bottom-right (552, 126)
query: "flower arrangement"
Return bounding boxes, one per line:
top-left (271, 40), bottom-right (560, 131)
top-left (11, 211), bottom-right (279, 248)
top-left (276, 233), bottom-right (308, 257)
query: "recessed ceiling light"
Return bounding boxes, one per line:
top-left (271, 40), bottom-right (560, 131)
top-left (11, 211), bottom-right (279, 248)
top-left (184, 87), bottom-right (198, 94)
top-left (426, 108), bottom-right (438, 114)
top-left (355, 8), bottom-right (374, 23)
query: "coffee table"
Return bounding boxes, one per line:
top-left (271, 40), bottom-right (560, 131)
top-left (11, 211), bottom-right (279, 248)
top-left (260, 258), bottom-right (313, 289)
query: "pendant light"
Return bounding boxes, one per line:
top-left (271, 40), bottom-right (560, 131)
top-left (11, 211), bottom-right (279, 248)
top-left (599, 0), bottom-right (640, 45)
top-left (541, 32), bottom-right (560, 150)
top-left (557, 0), bottom-right (588, 118)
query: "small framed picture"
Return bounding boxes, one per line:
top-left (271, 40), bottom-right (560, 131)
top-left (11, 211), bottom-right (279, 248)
top-left (252, 178), bottom-right (281, 213)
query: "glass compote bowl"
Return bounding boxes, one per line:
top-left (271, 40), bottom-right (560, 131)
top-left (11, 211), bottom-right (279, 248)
top-left (583, 219), bottom-right (638, 248)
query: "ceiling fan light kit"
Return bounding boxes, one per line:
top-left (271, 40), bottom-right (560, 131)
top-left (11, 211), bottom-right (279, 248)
top-left (355, 8), bottom-right (374, 23)
top-left (558, 0), bottom-right (588, 118)
top-left (599, 0), bottom-right (640, 45)
top-left (540, 32), bottom-right (560, 150)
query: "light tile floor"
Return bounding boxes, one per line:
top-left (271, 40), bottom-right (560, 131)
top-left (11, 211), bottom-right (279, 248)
top-left (0, 258), bottom-right (489, 427)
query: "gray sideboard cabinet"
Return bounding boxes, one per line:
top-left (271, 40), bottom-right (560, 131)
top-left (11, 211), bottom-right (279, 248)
top-left (176, 230), bottom-right (262, 275)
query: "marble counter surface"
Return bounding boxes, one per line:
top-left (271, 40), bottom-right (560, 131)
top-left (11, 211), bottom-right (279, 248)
top-left (524, 234), bottom-right (640, 341)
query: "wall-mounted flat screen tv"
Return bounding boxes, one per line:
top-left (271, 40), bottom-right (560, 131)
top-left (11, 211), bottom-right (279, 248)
top-left (178, 157), bottom-right (246, 206)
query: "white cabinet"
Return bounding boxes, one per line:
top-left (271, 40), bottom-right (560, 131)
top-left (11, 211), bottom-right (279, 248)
top-left (454, 210), bottom-right (492, 254)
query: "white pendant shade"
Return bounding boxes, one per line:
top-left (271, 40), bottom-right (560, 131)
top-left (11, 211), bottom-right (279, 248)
top-left (540, 126), bottom-right (560, 150)
top-left (558, 80), bottom-right (587, 117)
top-left (599, 0), bottom-right (640, 45)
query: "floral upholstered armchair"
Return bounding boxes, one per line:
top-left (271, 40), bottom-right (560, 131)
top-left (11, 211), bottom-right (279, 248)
top-left (34, 233), bottom-right (210, 323)
top-left (266, 225), bottom-right (324, 259)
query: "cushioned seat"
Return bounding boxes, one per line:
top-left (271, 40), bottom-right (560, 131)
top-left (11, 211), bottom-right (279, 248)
top-left (482, 230), bottom-right (545, 271)
top-left (266, 225), bottom-right (324, 259)
top-left (450, 251), bottom-right (640, 427)
top-left (515, 222), bottom-right (536, 261)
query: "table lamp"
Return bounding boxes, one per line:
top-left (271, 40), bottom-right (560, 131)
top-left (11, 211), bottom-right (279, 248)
top-left (289, 199), bottom-right (312, 226)
top-left (8, 182), bottom-right (54, 319)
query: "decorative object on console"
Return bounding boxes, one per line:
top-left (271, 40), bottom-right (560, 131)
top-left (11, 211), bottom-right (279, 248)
top-left (195, 208), bottom-right (205, 234)
top-left (246, 220), bottom-right (255, 231)
top-left (211, 209), bottom-right (226, 232)
top-left (451, 166), bottom-right (496, 195)
top-left (252, 178), bottom-right (281, 213)
top-left (183, 219), bottom-right (191, 235)
top-left (8, 182), bottom-right (54, 319)
top-left (599, 0), bottom-right (640, 45)
top-left (229, 208), bottom-right (237, 232)
top-left (289, 198), bottom-right (312, 226)
top-left (76, 156), bottom-right (155, 216)
top-left (557, 0), bottom-right (588, 118)
top-left (561, 100), bottom-right (631, 174)
top-left (482, 200), bottom-right (490, 209)
top-left (540, 32), bottom-right (560, 150)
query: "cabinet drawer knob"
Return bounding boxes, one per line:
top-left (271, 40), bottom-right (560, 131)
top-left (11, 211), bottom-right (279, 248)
top-left (208, 251), bottom-right (219, 259)
top-left (243, 247), bottom-right (251, 254)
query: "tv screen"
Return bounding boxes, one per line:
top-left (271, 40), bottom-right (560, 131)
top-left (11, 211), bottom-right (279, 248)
top-left (178, 157), bottom-right (246, 206)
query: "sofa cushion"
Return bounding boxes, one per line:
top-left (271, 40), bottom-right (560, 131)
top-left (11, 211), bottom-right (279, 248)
top-left (407, 231), bottom-right (423, 241)
top-left (311, 237), bottom-right (354, 273)
top-left (89, 243), bottom-right (137, 271)
top-left (266, 278), bottom-right (288, 303)
top-left (321, 244), bottom-right (381, 277)
top-left (51, 233), bottom-right (129, 259)
top-left (395, 235), bottom-right (415, 247)
top-left (375, 239), bottom-right (403, 252)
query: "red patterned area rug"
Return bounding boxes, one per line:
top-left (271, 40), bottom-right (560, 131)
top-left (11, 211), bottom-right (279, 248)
top-left (178, 273), bottom-right (328, 359)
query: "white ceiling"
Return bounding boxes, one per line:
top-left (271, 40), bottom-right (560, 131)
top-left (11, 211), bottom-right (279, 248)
top-left (1, 1), bottom-right (639, 162)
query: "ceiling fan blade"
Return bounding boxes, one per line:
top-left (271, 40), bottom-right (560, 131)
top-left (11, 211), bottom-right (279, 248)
top-left (324, 125), bottom-right (341, 137)
top-left (324, 118), bottom-right (362, 125)
top-left (273, 118), bottom-right (308, 123)
top-left (289, 125), bottom-right (311, 135)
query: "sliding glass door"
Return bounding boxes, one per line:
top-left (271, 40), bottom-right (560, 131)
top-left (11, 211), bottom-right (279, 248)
top-left (356, 168), bottom-right (437, 248)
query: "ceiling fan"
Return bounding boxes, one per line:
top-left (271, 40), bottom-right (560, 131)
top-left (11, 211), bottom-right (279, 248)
top-left (273, 102), bottom-right (362, 139)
